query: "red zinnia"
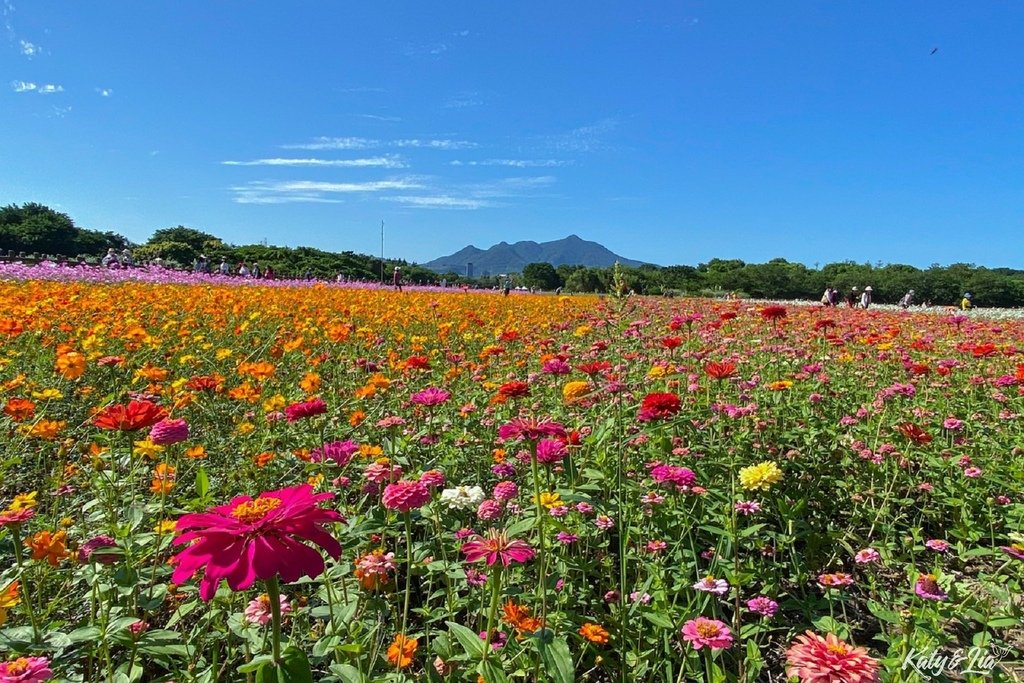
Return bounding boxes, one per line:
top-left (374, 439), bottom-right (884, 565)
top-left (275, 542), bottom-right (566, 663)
top-left (171, 484), bottom-right (342, 601)
top-left (704, 361), bottom-right (737, 381)
top-left (92, 400), bottom-right (167, 432)
top-left (284, 397), bottom-right (327, 422)
top-left (497, 381), bottom-right (530, 399)
top-left (760, 305), bottom-right (788, 321)
top-left (576, 361), bottom-right (612, 376)
top-left (895, 422), bottom-right (933, 445)
top-left (638, 393), bottom-right (681, 422)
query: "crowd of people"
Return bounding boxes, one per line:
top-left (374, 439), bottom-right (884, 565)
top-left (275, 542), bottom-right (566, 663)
top-left (821, 286), bottom-right (975, 310)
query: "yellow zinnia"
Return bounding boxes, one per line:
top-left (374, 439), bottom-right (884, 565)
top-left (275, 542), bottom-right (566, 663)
top-left (739, 461), bottom-right (783, 491)
top-left (562, 381), bottom-right (590, 403)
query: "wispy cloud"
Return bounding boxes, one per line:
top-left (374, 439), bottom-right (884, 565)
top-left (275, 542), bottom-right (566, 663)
top-left (337, 86), bottom-right (386, 93)
top-left (222, 156), bottom-right (407, 169)
top-left (11, 79), bottom-right (35, 92)
top-left (283, 137), bottom-right (378, 150)
top-left (283, 136), bottom-right (476, 151)
top-left (18, 38), bottom-right (38, 56)
top-left (356, 114), bottom-right (402, 122)
top-left (96, 87), bottom-right (113, 97)
top-left (385, 175), bottom-right (556, 210)
top-left (451, 159), bottom-right (570, 168)
top-left (443, 91), bottom-right (483, 109)
top-left (404, 41), bottom-right (448, 57)
top-left (384, 195), bottom-right (491, 210)
top-left (232, 178), bottom-right (424, 204)
top-left (542, 118), bottom-right (618, 153)
top-left (37, 83), bottom-right (63, 94)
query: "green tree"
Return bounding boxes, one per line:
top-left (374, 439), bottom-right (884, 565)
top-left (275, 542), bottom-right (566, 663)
top-left (148, 226), bottom-right (219, 252)
top-left (521, 262), bottom-right (562, 291)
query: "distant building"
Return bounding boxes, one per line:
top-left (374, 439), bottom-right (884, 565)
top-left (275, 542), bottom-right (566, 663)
top-left (467, 262), bottom-right (474, 278)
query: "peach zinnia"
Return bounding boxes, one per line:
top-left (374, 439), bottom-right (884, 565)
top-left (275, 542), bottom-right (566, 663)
top-left (785, 630), bottom-right (880, 683)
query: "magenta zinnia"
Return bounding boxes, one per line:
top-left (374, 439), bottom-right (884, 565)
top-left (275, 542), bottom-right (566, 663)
top-left (149, 418), bottom-right (189, 446)
top-left (462, 529), bottom-right (535, 566)
top-left (410, 387), bottom-right (451, 406)
top-left (785, 630), bottom-right (880, 683)
top-left (0, 656), bottom-right (53, 682)
top-left (680, 617), bottom-right (733, 651)
top-left (284, 397), bottom-right (327, 422)
top-left (381, 480), bottom-right (431, 512)
top-left (171, 484), bottom-right (342, 601)
top-left (497, 418), bottom-right (566, 442)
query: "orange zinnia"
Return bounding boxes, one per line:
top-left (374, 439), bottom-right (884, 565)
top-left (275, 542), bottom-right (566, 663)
top-left (579, 622), bottom-right (610, 645)
top-left (3, 398), bottom-right (35, 422)
top-left (387, 634), bottom-right (418, 668)
top-left (26, 530), bottom-right (70, 566)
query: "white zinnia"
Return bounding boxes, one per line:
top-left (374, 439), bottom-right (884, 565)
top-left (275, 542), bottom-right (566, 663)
top-left (439, 485), bottom-right (485, 510)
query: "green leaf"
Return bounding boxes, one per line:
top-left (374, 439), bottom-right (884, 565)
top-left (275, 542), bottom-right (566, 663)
top-left (533, 629), bottom-right (573, 683)
top-left (811, 616), bottom-right (850, 640)
top-left (196, 466), bottom-right (210, 499)
top-left (328, 663), bottom-right (364, 683)
top-left (446, 621), bottom-right (486, 658)
top-left (867, 601), bottom-right (901, 625)
top-left (477, 658), bottom-right (510, 683)
top-left (642, 612), bottom-right (675, 629)
top-left (745, 639), bottom-right (763, 681)
top-left (255, 646), bottom-right (313, 683)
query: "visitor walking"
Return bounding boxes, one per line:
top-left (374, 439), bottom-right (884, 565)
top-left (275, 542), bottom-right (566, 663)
top-left (392, 266), bottom-right (403, 292)
top-left (861, 286), bottom-right (873, 309)
top-left (961, 292), bottom-right (973, 310)
top-left (845, 287), bottom-right (859, 308)
top-left (899, 289), bottom-right (914, 309)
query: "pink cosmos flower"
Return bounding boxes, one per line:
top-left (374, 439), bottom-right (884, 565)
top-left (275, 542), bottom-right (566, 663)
top-left (171, 484), bottom-right (342, 601)
top-left (149, 418), bottom-right (189, 446)
top-left (244, 593), bottom-right (292, 625)
top-left (310, 440), bottom-right (359, 466)
top-left (382, 480), bottom-right (431, 512)
top-left (735, 500), bottom-right (761, 515)
top-left (785, 631), bottom-right (880, 683)
top-left (680, 617), bottom-right (733, 651)
top-left (410, 387), bottom-right (451, 407)
top-left (0, 656), bottom-right (53, 682)
top-left (925, 539), bottom-right (950, 553)
top-left (284, 397), bottom-right (327, 422)
top-left (461, 529), bottom-right (535, 566)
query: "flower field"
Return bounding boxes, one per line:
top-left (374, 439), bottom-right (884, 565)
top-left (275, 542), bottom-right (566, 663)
top-left (0, 275), bottom-right (1022, 683)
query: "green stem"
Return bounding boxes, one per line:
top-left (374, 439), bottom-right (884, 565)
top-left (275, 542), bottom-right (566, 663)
top-left (266, 576), bottom-right (283, 664)
top-left (530, 447), bottom-right (548, 622)
top-left (482, 563), bottom-right (503, 662)
top-left (399, 513), bottom-right (414, 643)
top-left (10, 524), bottom-right (41, 643)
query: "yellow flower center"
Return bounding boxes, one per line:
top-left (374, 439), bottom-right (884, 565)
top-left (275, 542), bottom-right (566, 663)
top-left (6, 658), bottom-right (29, 675)
top-left (695, 622), bottom-right (721, 638)
top-left (231, 497), bottom-right (282, 523)
top-left (826, 643), bottom-right (850, 656)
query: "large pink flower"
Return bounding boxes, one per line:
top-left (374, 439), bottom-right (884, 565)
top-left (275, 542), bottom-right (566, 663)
top-left (310, 440), bottom-right (359, 466)
top-left (0, 656), bottom-right (53, 682)
top-left (497, 418), bottom-right (566, 442)
top-left (284, 397), bottom-right (327, 422)
top-left (461, 529), bottom-right (535, 566)
top-left (680, 617), bottom-right (733, 651)
top-left (382, 480), bottom-right (431, 512)
top-left (785, 630), bottom-right (880, 683)
top-left (171, 484), bottom-right (342, 601)
top-left (410, 387), bottom-right (451, 407)
top-left (149, 418), bottom-right (189, 446)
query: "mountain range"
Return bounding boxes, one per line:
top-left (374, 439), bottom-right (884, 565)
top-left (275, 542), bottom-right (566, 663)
top-left (421, 235), bottom-right (645, 276)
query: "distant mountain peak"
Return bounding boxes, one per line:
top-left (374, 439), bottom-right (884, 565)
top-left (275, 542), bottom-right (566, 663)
top-left (422, 235), bottom-right (646, 275)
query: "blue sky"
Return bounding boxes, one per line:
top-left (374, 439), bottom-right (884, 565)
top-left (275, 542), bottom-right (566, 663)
top-left (3, 2), bottom-right (1023, 268)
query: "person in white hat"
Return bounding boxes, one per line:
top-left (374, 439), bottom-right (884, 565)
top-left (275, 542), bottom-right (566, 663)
top-left (861, 286), bottom-right (873, 309)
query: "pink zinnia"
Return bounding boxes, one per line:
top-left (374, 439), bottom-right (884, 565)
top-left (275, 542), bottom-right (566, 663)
top-left (382, 480), bottom-right (431, 512)
top-left (0, 656), bottom-right (53, 682)
top-left (535, 438), bottom-right (567, 464)
top-left (854, 548), bottom-right (880, 564)
top-left (735, 500), bottom-right (761, 515)
top-left (410, 387), bottom-right (451, 407)
top-left (0, 508), bottom-right (35, 527)
top-left (461, 529), bottom-right (535, 566)
top-left (817, 573), bottom-right (854, 588)
top-left (78, 535), bottom-right (119, 564)
top-left (498, 418), bottom-right (566, 442)
top-left (284, 397), bottom-right (327, 422)
top-left (149, 418), bottom-right (189, 446)
top-left (746, 596), bottom-right (779, 618)
top-left (785, 631), bottom-right (880, 683)
top-left (419, 469), bottom-right (446, 488)
top-left (648, 462), bottom-right (696, 490)
top-left (693, 575), bottom-right (729, 595)
top-left (310, 440), bottom-right (359, 466)
top-left (914, 573), bottom-right (948, 601)
top-left (680, 617), bottom-right (733, 651)
top-left (171, 484), bottom-right (342, 601)
top-left (476, 499), bottom-right (503, 520)
top-left (925, 539), bottom-right (950, 553)
top-left (492, 480), bottom-right (518, 501)
top-left (244, 593), bottom-right (292, 625)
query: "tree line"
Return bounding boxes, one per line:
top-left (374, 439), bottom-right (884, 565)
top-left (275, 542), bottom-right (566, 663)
top-left (3, 202), bottom-right (1022, 305)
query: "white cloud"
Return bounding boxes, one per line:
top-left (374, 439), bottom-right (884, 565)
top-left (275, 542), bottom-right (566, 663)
top-left (231, 177), bottom-right (424, 204)
top-left (283, 136), bottom-right (476, 151)
top-left (356, 114), bottom-right (402, 122)
top-left (451, 159), bottom-right (570, 168)
top-left (18, 39), bottom-right (38, 56)
top-left (222, 156), bottom-right (406, 168)
top-left (443, 91), bottom-right (483, 109)
top-left (96, 87), bottom-right (113, 97)
top-left (384, 195), bottom-right (492, 210)
top-left (11, 79), bottom-right (35, 92)
top-left (37, 83), bottom-right (63, 94)
top-left (543, 118), bottom-right (618, 153)
top-left (283, 136), bottom-right (378, 150)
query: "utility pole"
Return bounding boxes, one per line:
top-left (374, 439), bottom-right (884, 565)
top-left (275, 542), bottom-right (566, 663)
top-left (380, 219), bottom-right (385, 284)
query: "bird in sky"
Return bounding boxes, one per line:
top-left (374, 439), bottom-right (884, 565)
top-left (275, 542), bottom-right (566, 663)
top-left (931, 47), bottom-right (938, 55)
